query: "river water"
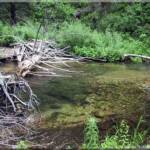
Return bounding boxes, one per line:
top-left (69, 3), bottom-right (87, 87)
top-left (1, 62), bottom-right (150, 146)
top-left (1, 62), bottom-right (150, 125)
top-left (25, 62), bottom-right (150, 128)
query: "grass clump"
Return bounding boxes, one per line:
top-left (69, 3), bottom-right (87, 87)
top-left (0, 22), bottom-right (16, 46)
top-left (82, 116), bottom-right (100, 149)
top-left (12, 21), bottom-right (39, 41)
top-left (57, 21), bottom-right (99, 49)
top-left (0, 21), bottom-right (51, 46)
top-left (82, 116), bottom-right (147, 149)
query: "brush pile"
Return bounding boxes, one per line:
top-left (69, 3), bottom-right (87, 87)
top-left (0, 72), bottom-right (38, 114)
top-left (0, 72), bottom-right (38, 147)
top-left (14, 40), bottom-right (77, 77)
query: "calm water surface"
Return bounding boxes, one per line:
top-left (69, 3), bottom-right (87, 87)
top-left (1, 62), bottom-right (150, 126)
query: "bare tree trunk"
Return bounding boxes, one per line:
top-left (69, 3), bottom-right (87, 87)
top-left (10, 3), bottom-right (16, 25)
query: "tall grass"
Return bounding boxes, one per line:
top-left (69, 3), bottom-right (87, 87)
top-left (0, 21), bottom-right (56, 46)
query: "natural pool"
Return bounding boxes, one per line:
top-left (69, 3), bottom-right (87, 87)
top-left (1, 62), bottom-right (150, 126)
top-left (1, 61), bottom-right (150, 147)
top-left (25, 62), bottom-right (150, 128)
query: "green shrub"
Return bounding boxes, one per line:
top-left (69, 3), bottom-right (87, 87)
top-left (82, 116), bottom-right (100, 150)
top-left (16, 140), bottom-right (29, 150)
top-left (57, 21), bottom-right (99, 48)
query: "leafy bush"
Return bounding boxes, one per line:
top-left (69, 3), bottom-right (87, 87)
top-left (16, 140), bottom-right (29, 150)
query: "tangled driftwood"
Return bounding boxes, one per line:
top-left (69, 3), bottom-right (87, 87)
top-left (14, 40), bottom-right (77, 77)
top-left (0, 73), bottom-right (38, 114)
top-left (0, 72), bottom-right (39, 148)
top-left (0, 40), bottom-right (79, 148)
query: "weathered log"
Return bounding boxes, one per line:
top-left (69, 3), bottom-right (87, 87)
top-left (123, 54), bottom-right (150, 63)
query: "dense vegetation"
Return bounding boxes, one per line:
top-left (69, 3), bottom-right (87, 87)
top-left (83, 117), bottom-right (147, 149)
top-left (0, 2), bottom-right (150, 62)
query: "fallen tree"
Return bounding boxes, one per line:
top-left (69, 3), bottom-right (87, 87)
top-left (13, 40), bottom-right (78, 77)
top-left (123, 54), bottom-right (150, 63)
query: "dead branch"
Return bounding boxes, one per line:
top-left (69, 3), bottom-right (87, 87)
top-left (13, 40), bottom-right (78, 77)
top-left (0, 72), bottom-right (39, 148)
top-left (0, 73), bottom-right (38, 114)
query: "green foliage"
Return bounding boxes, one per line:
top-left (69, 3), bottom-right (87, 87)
top-left (82, 117), bottom-right (146, 149)
top-left (101, 120), bottom-right (131, 149)
top-left (16, 140), bottom-right (29, 150)
top-left (0, 20), bottom-right (55, 46)
top-left (32, 2), bottom-right (75, 24)
top-left (12, 21), bottom-right (39, 41)
top-left (82, 116), bottom-right (100, 150)
top-left (0, 3), bottom-right (149, 62)
top-left (0, 19), bottom-right (149, 62)
top-left (98, 3), bottom-right (150, 47)
top-left (101, 117), bottom-right (146, 149)
top-left (57, 21), bottom-right (99, 48)
top-left (0, 22), bottom-right (16, 46)
top-left (58, 22), bottom-right (150, 61)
